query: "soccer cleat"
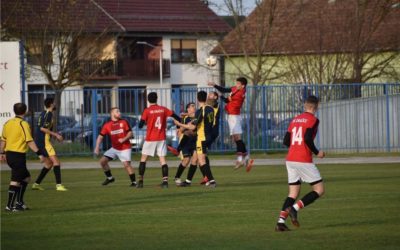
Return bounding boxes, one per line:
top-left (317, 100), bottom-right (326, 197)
top-left (246, 159), bottom-right (254, 173)
top-left (167, 146), bottom-right (180, 156)
top-left (130, 182), bottom-right (137, 187)
top-left (15, 202), bottom-right (30, 211)
top-left (102, 177), bottom-right (115, 186)
top-left (179, 181), bottom-right (191, 187)
top-left (205, 180), bottom-right (217, 188)
top-left (174, 178), bottom-right (182, 186)
top-left (275, 223), bottom-right (290, 232)
top-left (32, 183), bottom-right (45, 191)
top-left (5, 206), bottom-right (19, 212)
top-left (286, 207), bottom-right (300, 228)
top-left (56, 184), bottom-right (68, 191)
top-left (136, 180), bottom-right (144, 188)
top-left (200, 176), bottom-right (208, 185)
top-left (234, 160), bottom-right (244, 170)
top-left (160, 181), bottom-right (169, 189)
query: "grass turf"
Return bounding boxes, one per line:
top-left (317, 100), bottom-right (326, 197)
top-left (1, 163), bottom-right (400, 250)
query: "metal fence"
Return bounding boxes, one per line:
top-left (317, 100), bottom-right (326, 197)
top-left (23, 83), bottom-right (400, 155)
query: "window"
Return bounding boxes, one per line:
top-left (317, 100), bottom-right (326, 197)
top-left (26, 44), bottom-right (53, 66)
top-left (171, 39), bottom-right (197, 63)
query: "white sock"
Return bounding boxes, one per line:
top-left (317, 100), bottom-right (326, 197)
top-left (293, 204), bottom-right (300, 211)
top-left (278, 218), bottom-right (285, 223)
top-left (237, 155), bottom-right (243, 162)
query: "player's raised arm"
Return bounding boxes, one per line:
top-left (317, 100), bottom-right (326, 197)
top-left (208, 82), bottom-right (232, 93)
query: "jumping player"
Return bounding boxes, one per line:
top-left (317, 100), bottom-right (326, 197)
top-left (31, 98), bottom-right (68, 191)
top-left (137, 92), bottom-right (181, 188)
top-left (94, 107), bottom-right (136, 187)
top-left (208, 78), bottom-right (254, 171)
top-left (275, 95), bottom-right (325, 232)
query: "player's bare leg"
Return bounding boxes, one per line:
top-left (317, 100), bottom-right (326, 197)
top-left (122, 161), bottom-right (136, 187)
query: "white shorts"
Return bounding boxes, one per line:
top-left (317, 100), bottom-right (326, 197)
top-left (228, 114), bottom-right (243, 135)
top-left (142, 140), bottom-right (167, 157)
top-left (104, 148), bottom-right (132, 162)
top-left (286, 161), bottom-right (322, 184)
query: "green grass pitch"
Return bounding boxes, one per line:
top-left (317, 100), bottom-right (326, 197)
top-left (1, 163), bottom-right (400, 250)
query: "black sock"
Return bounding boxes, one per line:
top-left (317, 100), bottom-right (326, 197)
top-left (177, 135), bottom-right (188, 152)
top-left (35, 167), bottom-right (50, 184)
top-left (202, 163), bottom-right (214, 181)
top-left (129, 173), bottom-right (136, 183)
top-left (17, 181), bottom-right (28, 204)
top-left (186, 164), bottom-right (197, 181)
top-left (199, 164), bottom-right (206, 177)
top-left (7, 185), bottom-right (20, 208)
top-left (162, 164), bottom-right (168, 181)
top-left (236, 140), bottom-right (247, 154)
top-left (281, 197), bottom-right (296, 211)
top-left (53, 165), bottom-right (61, 184)
top-left (205, 156), bottom-right (210, 167)
top-left (300, 191), bottom-right (320, 207)
top-left (139, 162), bottom-right (146, 179)
top-left (175, 164), bottom-right (186, 179)
top-left (104, 170), bottom-right (113, 179)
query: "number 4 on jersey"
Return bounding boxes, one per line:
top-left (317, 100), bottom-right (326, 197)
top-left (155, 117), bottom-right (162, 129)
top-left (291, 127), bottom-right (303, 145)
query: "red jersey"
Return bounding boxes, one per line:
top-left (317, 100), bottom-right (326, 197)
top-left (141, 104), bottom-right (173, 141)
top-left (100, 119), bottom-right (132, 150)
top-left (286, 112), bottom-right (319, 163)
top-left (225, 86), bottom-right (246, 115)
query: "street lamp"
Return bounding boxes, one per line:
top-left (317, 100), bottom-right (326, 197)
top-left (137, 41), bottom-right (163, 88)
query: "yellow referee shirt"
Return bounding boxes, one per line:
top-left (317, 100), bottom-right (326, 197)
top-left (1, 116), bottom-right (33, 153)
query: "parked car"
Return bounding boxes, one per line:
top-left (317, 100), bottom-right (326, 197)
top-left (74, 115), bottom-right (138, 150)
top-left (267, 118), bottom-right (292, 143)
top-left (25, 113), bottom-right (77, 133)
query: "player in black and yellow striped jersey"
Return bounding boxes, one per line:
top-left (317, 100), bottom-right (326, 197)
top-left (173, 102), bottom-right (198, 186)
top-left (31, 98), bottom-right (68, 191)
top-left (0, 103), bottom-right (44, 212)
top-left (174, 91), bottom-right (217, 187)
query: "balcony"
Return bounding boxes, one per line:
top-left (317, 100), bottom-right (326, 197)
top-left (77, 58), bottom-right (170, 80)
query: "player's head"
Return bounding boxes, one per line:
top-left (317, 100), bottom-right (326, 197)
top-left (208, 91), bottom-right (219, 100)
top-left (197, 91), bottom-right (207, 103)
top-left (110, 107), bottom-right (121, 119)
top-left (304, 95), bottom-right (319, 113)
top-left (186, 102), bottom-right (196, 114)
top-left (236, 77), bottom-right (248, 89)
top-left (148, 92), bottom-right (158, 104)
top-left (44, 97), bottom-right (55, 110)
top-left (14, 103), bottom-right (27, 116)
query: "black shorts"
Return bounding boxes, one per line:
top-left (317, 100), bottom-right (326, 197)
top-left (6, 151), bottom-right (30, 182)
top-left (181, 144), bottom-right (196, 158)
top-left (196, 138), bottom-right (212, 155)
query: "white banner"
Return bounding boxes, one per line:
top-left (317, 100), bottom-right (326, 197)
top-left (0, 42), bottom-right (22, 136)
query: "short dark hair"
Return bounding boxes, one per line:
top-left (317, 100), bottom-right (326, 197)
top-left (197, 91), bottom-right (207, 102)
top-left (236, 77), bottom-right (248, 86)
top-left (13, 103), bottom-right (27, 115)
top-left (148, 92), bottom-right (158, 103)
top-left (211, 91), bottom-right (219, 98)
top-left (44, 97), bottom-right (54, 108)
top-left (186, 102), bottom-right (195, 111)
top-left (305, 95), bottom-right (319, 105)
top-left (110, 107), bottom-right (119, 113)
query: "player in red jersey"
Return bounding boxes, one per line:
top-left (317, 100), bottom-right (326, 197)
top-left (94, 107), bottom-right (136, 187)
top-left (275, 96), bottom-right (325, 232)
top-left (137, 92), bottom-right (181, 188)
top-left (208, 77), bottom-right (253, 171)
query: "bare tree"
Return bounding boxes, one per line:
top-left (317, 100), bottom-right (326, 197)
top-left (1, 0), bottom-right (123, 125)
top-left (282, 0), bottom-right (400, 86)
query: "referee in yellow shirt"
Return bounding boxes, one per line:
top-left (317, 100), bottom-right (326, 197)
top-left (0, 103), bottom-right (44, 212)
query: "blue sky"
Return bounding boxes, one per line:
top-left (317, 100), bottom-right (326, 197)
top-left (208, 0), bottom-right (257, 15)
